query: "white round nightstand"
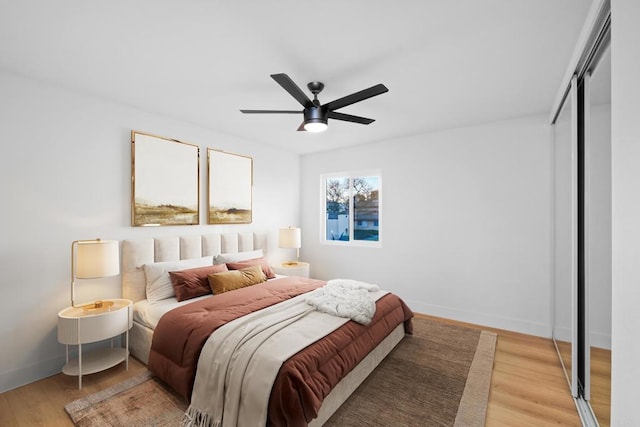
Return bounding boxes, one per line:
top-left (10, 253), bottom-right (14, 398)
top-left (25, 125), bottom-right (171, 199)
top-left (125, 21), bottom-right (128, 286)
top-left (58, 298), bottom-right (133, 389)
top-left (272, 261), bottom-right (310, 278)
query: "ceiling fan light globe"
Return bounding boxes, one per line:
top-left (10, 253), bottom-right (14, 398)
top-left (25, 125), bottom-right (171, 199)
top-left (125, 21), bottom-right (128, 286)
top-left (304, 121), bottom-right (328, 132)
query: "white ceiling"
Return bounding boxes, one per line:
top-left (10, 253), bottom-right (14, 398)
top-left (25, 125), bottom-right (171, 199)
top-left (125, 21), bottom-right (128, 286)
top-left (0, 0), bottom-right (591, 154)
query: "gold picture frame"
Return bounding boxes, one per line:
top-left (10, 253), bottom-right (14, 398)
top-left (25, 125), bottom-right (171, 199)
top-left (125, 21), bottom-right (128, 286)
top-left (207, 149), bottom-right (253, 224)
top-left (131, 131), bottom-right (200, 226)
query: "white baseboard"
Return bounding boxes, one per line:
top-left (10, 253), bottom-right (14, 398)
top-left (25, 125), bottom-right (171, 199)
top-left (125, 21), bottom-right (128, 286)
top-left (1, 337), bottom-right (125, 393)
top-left (541, 326), bottom-right (610, 351)
top-left (0, 354), bottom-right (66, 394)
top-left (554, 325), bottom-right (572, 342)
top-left (590, 331), bottom-right (611, 350)
top-left (405, 299), bottom-right (552, 338)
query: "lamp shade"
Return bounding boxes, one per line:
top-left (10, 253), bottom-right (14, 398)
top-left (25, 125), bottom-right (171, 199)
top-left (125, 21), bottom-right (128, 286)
top-left (279, 227), bottom-right (301, 249)
top-left (75, 240), bottom-right (120, 278)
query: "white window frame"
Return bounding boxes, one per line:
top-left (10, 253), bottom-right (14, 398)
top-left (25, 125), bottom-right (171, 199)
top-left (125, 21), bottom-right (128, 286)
top-left (320, 170), bottom-right (382, 248)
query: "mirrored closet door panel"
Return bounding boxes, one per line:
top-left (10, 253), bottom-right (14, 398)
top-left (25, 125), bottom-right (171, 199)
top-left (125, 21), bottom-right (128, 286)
top-left (552, 76), bottom-right (578, 397)
top-left (551, 3), bottom-right (610, 424)
top-left (585, 41), bottom-right (611, 426)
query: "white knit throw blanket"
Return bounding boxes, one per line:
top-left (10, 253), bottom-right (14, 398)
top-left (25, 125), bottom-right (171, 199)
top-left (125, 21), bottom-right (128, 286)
top-left (305, 278), bottom-right (381, 325)
top-left (183, 280), bottom-right (386, 427)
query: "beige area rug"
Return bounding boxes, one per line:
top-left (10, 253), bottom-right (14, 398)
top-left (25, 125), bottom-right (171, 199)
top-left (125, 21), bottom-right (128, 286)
top-left (65, 317), bottom-right (496, 427)
top-left (64, 370), bottom-right (187, 427)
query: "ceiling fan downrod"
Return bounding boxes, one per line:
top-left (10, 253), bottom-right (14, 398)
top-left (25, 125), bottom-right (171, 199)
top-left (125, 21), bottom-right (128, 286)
top-left (307, 81), bottom-right (324, 106)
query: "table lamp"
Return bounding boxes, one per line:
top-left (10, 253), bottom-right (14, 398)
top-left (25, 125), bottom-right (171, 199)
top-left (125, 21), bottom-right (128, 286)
top-left (71, 239), bottom-right (120, 310)
top-left (279, 226), bottom-right (301, 266)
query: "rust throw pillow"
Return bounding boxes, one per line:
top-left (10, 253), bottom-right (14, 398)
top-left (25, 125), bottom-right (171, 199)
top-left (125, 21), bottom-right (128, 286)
top-left (226, 257), bottom-right (276, 279)
top-left (169, 264), bottom-right (228, 301)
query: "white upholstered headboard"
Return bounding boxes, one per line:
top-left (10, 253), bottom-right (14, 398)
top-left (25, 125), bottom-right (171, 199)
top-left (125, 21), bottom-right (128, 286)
top-left (121, 232), bottom-right (267, 303)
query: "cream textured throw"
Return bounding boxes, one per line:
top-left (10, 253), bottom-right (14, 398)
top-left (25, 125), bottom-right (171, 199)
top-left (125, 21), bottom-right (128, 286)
top-left (184, 281), bottom-right (386, 427)
top-left (305, 279), bottom-right (381, 325)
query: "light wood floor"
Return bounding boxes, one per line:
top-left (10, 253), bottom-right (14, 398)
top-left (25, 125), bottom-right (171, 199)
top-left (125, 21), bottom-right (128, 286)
top-left (0, 314), bottom-right (607, 426)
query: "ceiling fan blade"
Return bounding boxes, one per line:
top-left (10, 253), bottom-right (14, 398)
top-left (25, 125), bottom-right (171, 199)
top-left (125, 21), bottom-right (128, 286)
top-left (271, 73), bottom-right (314, 108)
top-left (327, 111), bottom-right (375, 125)
top-left (297, 122), bottom-right (306, 131)
top-left (323, 84), bottom-right (389, 111)
top-left (240, 109), bottom-right (301, 114)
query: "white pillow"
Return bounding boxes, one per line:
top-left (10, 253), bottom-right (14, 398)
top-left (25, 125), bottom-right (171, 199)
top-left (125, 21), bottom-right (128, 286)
top-left (218, 249), bottom-right (264, 263)
top-left (143, 256), bottom-right (213, 303)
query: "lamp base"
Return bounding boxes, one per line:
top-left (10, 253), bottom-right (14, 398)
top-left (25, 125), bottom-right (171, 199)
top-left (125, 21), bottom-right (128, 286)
top-left (81, 300), bottom-right (115, 312)
top-left (283, 261), bottom-right (299, 266)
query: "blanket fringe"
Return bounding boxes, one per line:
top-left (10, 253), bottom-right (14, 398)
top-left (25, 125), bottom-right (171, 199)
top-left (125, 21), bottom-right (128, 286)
top-left (182, 405), bottom-right (221, 427)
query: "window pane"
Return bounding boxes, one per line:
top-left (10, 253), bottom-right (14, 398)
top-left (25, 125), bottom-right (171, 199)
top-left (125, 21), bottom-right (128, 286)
top-left (353, 176), bottom-right (379, 241)
top-left (326, 177), bottom-right (350, 241)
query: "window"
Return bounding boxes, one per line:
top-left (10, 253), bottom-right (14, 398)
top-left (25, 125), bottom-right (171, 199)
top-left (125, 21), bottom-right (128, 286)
top-left (321, 172), bottom-right (381, 246)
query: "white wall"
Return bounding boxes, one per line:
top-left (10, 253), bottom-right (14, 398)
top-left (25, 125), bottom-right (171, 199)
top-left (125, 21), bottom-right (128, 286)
top-left (0, 70), bottom-right (300, 393)
top-left (301, 115), bottom-right (552, 336)
top-left (610, 0), bottom-right (640, 424)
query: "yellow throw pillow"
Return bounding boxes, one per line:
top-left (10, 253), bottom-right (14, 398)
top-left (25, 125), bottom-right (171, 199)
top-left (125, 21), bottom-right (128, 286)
top-left (208, 264), bottom-right (266, 295)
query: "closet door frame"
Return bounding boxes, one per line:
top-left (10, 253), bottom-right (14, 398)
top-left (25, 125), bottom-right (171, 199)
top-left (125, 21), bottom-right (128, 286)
top-left (582, 70), bottom-right (592, 401)
top-left (569, 75), bottom-right (579, 398)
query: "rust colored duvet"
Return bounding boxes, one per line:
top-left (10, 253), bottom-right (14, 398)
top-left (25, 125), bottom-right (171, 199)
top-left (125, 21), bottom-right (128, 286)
top-left (148, 276), bottom-right (413, 426)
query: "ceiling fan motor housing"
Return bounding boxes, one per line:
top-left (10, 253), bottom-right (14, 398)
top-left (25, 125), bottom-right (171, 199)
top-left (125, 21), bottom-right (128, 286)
top-left (304, 106), bottom-right (327, 125)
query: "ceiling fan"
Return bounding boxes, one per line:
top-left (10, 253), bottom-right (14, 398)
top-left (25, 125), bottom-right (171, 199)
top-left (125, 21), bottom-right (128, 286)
top-left (240, 73), bottom-right (389, 132)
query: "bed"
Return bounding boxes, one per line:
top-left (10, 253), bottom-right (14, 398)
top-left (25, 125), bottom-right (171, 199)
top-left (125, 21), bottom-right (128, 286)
top-left (122, 232), bottom-right (413, 426)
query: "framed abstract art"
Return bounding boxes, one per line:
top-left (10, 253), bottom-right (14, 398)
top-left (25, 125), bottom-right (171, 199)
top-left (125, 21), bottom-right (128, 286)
top-left (131, 131), bottom-right (199, 226)
top-left (207, 149), bottom-right (252, 224)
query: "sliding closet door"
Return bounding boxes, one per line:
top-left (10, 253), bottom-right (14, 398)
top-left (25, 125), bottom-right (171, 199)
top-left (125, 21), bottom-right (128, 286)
top-left (584, 42), bottom-right (611, 425)
top-left (551, 3), bottom-right (610, 423)
top-left (553, 76), bottom-right (578, 397)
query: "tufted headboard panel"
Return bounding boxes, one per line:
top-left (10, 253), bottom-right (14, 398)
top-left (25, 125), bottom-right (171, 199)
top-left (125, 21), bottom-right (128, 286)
top-left (121, 232), bottom-right (266, 303)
